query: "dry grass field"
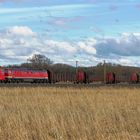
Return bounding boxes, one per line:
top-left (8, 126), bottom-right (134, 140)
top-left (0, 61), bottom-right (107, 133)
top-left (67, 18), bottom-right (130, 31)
top-left (0, 87), bottom-right (140, 140)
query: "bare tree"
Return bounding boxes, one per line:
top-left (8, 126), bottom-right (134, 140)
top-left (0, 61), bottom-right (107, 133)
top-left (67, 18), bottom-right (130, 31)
top-left (27, 54), bottom-right (53, 69)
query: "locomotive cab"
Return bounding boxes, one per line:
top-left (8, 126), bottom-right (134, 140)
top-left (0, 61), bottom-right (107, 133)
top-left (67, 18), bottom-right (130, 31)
top-left (0, 69), bottom-right (5, 82)
top-left (4, 69), bottom-right (13, 77)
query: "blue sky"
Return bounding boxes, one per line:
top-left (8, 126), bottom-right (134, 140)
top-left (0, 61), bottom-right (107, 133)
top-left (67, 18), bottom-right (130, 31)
top-left (0, 0), bottom-right (140, 66)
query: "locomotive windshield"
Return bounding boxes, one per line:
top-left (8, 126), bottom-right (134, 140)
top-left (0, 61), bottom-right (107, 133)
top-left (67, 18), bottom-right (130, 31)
top-left (5, 69), bottom-right (12, 74)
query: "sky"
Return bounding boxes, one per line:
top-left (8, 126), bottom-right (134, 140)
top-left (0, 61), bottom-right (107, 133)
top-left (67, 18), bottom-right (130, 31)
top-left (0, 0), bottom-right (140, 66)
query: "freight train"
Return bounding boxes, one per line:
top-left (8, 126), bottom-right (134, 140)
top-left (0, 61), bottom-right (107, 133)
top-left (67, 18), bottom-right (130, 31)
top-left (0, 67), bottom-right (139, 84)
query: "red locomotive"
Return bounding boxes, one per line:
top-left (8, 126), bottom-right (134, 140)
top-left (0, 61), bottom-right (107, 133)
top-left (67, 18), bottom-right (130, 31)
top-left (0, 68), bottom-right (50, 83)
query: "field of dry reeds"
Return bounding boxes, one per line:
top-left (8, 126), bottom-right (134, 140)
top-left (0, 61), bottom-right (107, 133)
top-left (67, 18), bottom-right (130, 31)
top-left (0, 87), bottom-right (140, 140)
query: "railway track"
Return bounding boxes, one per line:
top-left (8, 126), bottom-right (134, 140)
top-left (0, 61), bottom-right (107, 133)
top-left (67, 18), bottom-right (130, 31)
top-left (0, 83), bottom-right (140, 88)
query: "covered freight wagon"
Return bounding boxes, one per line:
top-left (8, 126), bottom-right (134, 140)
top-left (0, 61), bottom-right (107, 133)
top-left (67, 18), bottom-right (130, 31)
top-left (130, 73), bottom-right (139, 83)
top-left (76, 70), bottom-right (87, 84)
top-left (106, 72), bottom-right (115, 84)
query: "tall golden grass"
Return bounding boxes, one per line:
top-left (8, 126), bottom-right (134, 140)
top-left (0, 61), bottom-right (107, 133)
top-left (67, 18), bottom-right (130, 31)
top-left (0, 87), bottom-right (140, 140)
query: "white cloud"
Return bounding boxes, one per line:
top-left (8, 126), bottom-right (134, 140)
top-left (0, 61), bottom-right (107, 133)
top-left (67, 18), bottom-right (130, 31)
top-left (0, 26), bottom-right (78, 64)
top-left (118, 58), bottom-right (133, 66)
top-left (5, 26), bottom-right (36, 37)
top-left (1, 26), bottom-right (140, 66)
top-left (46, 40), bottom-right (76, 53)
top-left (78, 41), bottom-right (96, 55)
top-left (94, 33), bottom-right (140, 57)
